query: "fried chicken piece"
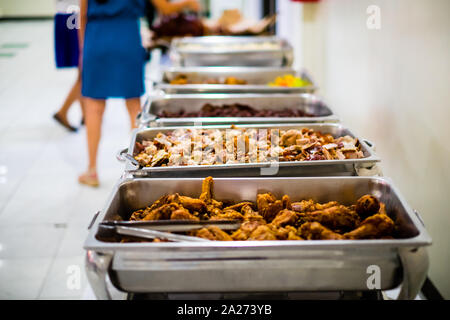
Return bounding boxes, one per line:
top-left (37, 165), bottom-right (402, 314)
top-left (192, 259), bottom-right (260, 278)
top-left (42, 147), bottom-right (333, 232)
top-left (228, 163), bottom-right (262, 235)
top-left (130, 194), bottom-right (173, 220)
top-left (241, 204), bottom-right (265, 222)
top-left (282, 195), bottom-right (292, 210)
top-left (285, 226), bottom-right (303, 240)
top-left (298, 205), bottom-right (360, 231)
top-left (210, 209), bottom-right (244, 221)
top-left (142, 203), bottom-right (182, 221)
top-left (299, 222), bottom-right (344, 240)
top-left (378, 202), bottom-right (387, 215)
top-left (248, 225), bottom-right (278, 241)
top-left (270, 209), bottom-right (298, 228)
top-left (131, 193), bottom-right (205, 221)
top-left (223, 202), bottom-right (254, 212)
top-left (343, 213), bottom-right (395, 239)
top-left (231, 219), bottom-right (265, 240)
top-left (256, 193), bottom-right (283, 222)
top-left (248, 224), bottom-right (302, 241)
top-left (192, 226), bottom-right (233, 241)
top-left (199, 176), bottom-right (213, 202)
top-left (291, 199), bottom-right (314, 212)
top-left (178, 195), bottom-right (207, 213)
top-left (257, 192), bottom-right (276, 208)
top-left (170, 208), bottom-right (199, 221)
top-left (291, 200), bottom-right (339, 213)
top-left (355, 195), bottom-right (380, 219)
top-left (197, 177), bottom-right (225, 217)
top-left (129, 209), bottom-right (146, 221)
top-left (275, 225), bottom-right (303, 240)
top-left (263, 200), bottom-right (283, 222)
top-left (149, 194), bottom-right (172, 209)
top-left (207, 205), bottom-right (223, 217)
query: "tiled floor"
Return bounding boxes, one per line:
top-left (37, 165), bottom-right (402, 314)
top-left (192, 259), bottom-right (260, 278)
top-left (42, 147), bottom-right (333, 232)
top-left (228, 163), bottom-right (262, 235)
top-left (0, 21), bottom-right (136, 299)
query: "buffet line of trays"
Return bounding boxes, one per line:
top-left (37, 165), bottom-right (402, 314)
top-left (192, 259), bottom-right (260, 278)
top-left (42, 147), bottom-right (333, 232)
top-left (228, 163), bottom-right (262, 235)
top-left (84, 36), bottom-right (431, 300)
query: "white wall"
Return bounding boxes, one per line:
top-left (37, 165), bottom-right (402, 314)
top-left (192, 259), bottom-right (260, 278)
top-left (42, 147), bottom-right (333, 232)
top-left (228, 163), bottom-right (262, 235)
top-left (298, 0), bottom-right (450, 298)
top-left (276, 0), bottom-right (303, 69)
top-left (0, 0), bottom-right (54, 17)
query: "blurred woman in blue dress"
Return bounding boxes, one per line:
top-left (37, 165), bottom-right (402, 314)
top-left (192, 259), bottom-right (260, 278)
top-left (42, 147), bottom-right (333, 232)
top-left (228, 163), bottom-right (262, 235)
top-left (78, 0), bottom-right (199, 186)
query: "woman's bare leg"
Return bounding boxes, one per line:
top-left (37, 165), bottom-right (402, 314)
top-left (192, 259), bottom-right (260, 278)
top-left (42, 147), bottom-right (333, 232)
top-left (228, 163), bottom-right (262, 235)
top-left (125, 98), bottom-right (141, 129)
top-left (54, 72), bottom-right (85, 131)
top-left (58, 77), bottom-right (81, 116)
top-left (78, 97), bottom-right (105, 186)
top-left (79, 93), bottom-right (86, 125)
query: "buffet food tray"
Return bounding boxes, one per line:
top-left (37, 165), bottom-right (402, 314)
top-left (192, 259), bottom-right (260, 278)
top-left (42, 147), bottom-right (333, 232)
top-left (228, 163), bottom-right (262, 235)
top-left (138, 93), bottom-right (338, 127)
top-left (170, 36), bottom-right (294, 67)
top-left (155, 67), bottom-right (317, 94)
top-left (119, 123), bottom-right (379, 177)
top-left (84, 176), bottom-right (431, 299)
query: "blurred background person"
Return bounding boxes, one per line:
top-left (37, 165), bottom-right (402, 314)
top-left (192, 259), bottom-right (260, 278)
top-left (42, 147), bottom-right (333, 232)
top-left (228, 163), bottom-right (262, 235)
top-left (78, 0), bottom-right (200, 187)
top-left (53, 0), bottom-right (85, 132)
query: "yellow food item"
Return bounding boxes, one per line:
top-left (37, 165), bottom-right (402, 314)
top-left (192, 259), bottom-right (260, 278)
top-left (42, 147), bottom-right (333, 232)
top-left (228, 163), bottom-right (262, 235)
top-left (268, 74), bottom-right (311, 87)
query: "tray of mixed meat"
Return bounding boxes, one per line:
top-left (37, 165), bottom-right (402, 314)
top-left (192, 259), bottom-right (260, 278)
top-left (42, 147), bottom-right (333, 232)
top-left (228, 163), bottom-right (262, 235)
top-left (85, 176), bottom-right (430, 297)
top-left (138, 93), bottom-right (338, 127)
top-left (118, 123), bottom-right (379, 177)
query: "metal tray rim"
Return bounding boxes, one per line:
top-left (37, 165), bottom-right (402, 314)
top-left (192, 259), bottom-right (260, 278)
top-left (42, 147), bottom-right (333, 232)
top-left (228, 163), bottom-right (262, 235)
top-left (162, 66), bottom-right (298, 73)
top-left (172, 36), bottom-right (293, 54)
top-left (156, 83), bottom-right (317, 91)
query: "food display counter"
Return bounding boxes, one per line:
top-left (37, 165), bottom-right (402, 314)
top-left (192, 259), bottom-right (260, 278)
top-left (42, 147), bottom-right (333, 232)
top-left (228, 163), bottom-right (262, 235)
top-left (84, 35), bottom-right (432, 300)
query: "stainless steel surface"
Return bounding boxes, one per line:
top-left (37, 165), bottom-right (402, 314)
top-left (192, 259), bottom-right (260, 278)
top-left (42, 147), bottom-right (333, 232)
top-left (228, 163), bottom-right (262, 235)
top-left (170, 36), bottom-right (293, 67)
top-left (397, 247), bottom-right (429, 299)
top-left (139, 93), bottom-right (338, 127)
top-left (85, 251), bottom-right (113, 300)
top-left (124, 123), bottom-right (378, 177)
top-left (84, 176), bottom-right (431, 296)
top-left (115, 226), bottom-right (212, 242)
top-left (155, 67), bottom-right (316, 94)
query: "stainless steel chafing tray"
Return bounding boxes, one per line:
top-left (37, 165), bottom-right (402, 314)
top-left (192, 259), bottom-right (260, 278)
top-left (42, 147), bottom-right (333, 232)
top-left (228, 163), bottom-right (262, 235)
top-left (118, 123), bottom-right (379, 177)
top-left (84, 176), bottom-right (431, 299)
top-left (155, 67), bottom-right (317, 94)
top-left (170, 36), bottom-right (294, 67)
top-left (138, 93), bottom-right (338, 127)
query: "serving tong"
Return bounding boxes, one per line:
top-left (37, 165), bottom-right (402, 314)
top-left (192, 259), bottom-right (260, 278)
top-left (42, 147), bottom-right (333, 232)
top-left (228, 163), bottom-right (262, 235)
top-left (99, 219), bottom-right (241, 242)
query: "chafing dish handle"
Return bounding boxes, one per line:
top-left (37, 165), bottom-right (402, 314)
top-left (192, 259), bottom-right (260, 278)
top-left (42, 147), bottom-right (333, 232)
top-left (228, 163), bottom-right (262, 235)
top-left (361, 138), bottom-right (376, 152)
top-left (137, 95), bottom-right (158, 126)
top-left (283, 50), bottom-right (294, 67)
top-left (85, 251), bottom-right (113, 300)
top-left (414, 209), bottom-right (426, 227)
top-left (354, 163), bottom-right (383, 176)
top-left (116, 148), bottom-right (128, 162)
top-left (116, 148), bottom-right (140, 167)
top-left (397, 246), bottom-right (429, 300)
top-left (88, 211), bottom-right (100, 230)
